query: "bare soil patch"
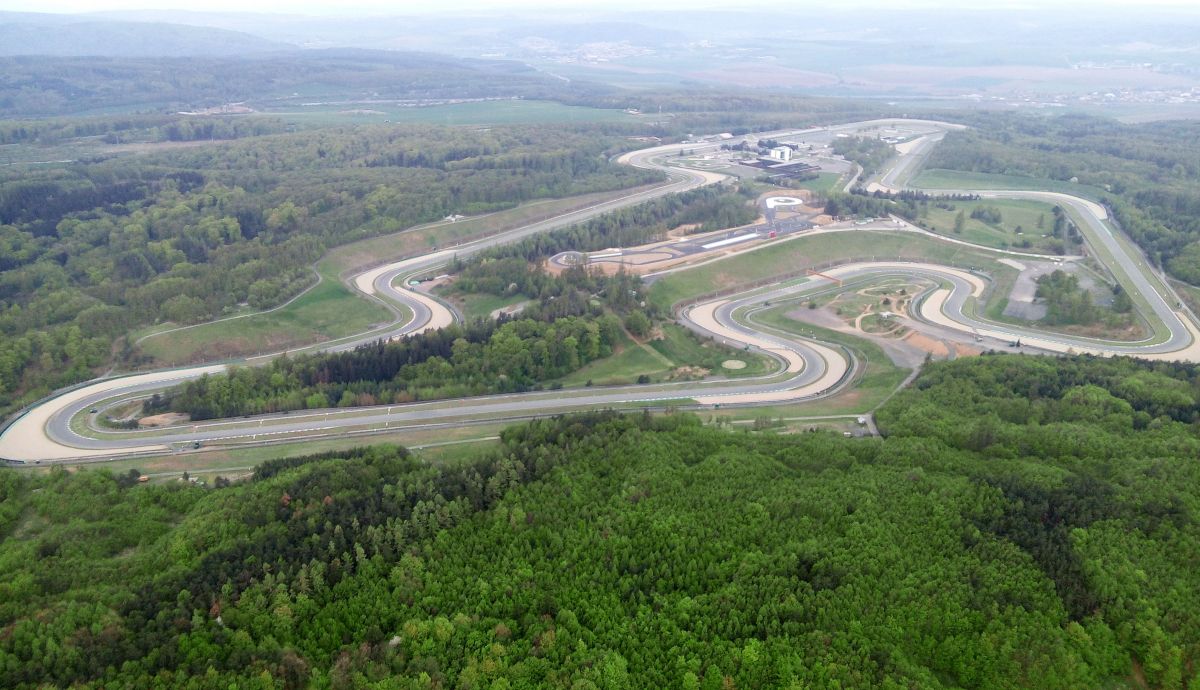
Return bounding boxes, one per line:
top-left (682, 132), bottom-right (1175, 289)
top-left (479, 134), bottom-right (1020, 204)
top-left (903, 332), bottom-right (950, 358)
top-left (139, 412), bottom-right (191, 428)
top-left (668, 366), bottom-right (710, 381)
top-left (953, 343), bottom-right (983, 358)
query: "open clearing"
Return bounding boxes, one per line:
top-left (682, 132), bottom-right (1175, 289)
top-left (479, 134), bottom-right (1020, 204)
top-left (52, 421), bottom-right (513, 479)
top-left (913, 198), bottom-right (1068, 254)
top-left (911, 169), bottom-right (1108, 201)
top-left (785, 172), bottom-right (843, 194)
top-left (558, 323), bottom-right (772, 387)
top-left (448, 292), bottom-right (530, 322)
top-left (267, 100), bottom-right (642, 126)
top-left (137, 261), bottom-right (393, 366)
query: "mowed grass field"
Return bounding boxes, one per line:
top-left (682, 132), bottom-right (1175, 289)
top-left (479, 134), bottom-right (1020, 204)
top-left (911, 168), bottom-right (1108, 201)
top-left (136, 261), bottom-right (395, 366)
top-left (790, 172), bottom-right (844, 194)
top-left (448, 293), bottom-right (530, 322)
top-left (915, 198), bottom-right (1065, 253)
top-left (61, 421), bottom-right (513, 482)
top-left (558, 323), bottom-right (773, 387)
top-left (267, 100), bottom-right (642, 127)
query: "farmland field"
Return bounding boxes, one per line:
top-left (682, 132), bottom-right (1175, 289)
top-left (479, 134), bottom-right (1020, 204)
top-left (265, 99), bottom-right (643, 126)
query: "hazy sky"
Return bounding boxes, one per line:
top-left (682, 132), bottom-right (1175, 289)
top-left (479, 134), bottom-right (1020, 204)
top-left (3, 0), bottom-right (1198, 14)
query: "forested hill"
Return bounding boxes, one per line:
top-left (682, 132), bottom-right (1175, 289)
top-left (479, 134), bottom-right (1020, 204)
top-left (1, 353), bottom-right (1197, 688)
top-left (0, 50), bottom-right (601, 117)
top-left (0, 17), bottom-right (289, 58)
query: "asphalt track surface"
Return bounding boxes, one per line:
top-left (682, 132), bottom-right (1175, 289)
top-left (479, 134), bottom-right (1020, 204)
top-left (3, 119), bottom-right (1197, 463)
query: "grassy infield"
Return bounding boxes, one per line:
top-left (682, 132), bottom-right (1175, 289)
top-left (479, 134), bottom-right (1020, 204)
top-left (73, 161), bottom-right (1143, 476)
top-left (914, 198), bottom-right (1064, 254)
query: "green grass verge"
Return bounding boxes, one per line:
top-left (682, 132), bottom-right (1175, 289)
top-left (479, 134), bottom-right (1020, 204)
top-left (265, 100), bottom-right (641, 127)
top-left (558, 323), bottom-right (773, 388)
top-left (649, 323), bottom-right (771, 377)
top-left (912, 198), bottom-right (1066, 253)
top-left (323, 186), bottom-right (661, 275)
top-left (450, 293), bottom-right (530, 322)
top-left (750, 303), bottom-right (912, 412)
top-left (911, 169), bottom-right (1108, 202)
top-left (55, 422), bottom-right (516, 478)
top-left (789, 172), bottom-right (843, 194)
top-left (138, 260), bottom-right (395, 366)
top-left (415, 438), bottom-right (504, 464)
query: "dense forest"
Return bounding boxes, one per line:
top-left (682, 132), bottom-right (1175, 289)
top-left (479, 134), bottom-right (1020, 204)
top-left (0, 50), bottom-right (602, 117)
top-left (0, 49), bottom-right (891, 134)
top-left (0, 123), bottom-right (659, 418)
top-left (157, 266), bottom-right (646, 419)
top-left (922, 114), bottom-right (1200, 283)
top-left (0, 114), bottom-right (291, 146)
top-left (1, 353), bottom-right (1197, 687)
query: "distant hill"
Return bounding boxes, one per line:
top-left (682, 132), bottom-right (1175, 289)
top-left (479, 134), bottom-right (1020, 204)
top-left (508, 21), bottom-right (689, 46)
top-left (0, 49), bottom-right (608, 117)
top-left (0, 13), bottom-right (289, 57)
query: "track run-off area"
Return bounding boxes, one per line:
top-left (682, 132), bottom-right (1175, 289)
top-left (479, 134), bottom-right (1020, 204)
top-left (4, 118), bottom-right (1199, 463)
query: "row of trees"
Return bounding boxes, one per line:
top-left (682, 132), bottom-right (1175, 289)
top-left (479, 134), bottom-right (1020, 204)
top-left (2, 354), bottom-right (1198, 687)
top-left (465, 184), bottom-right (758, 266)
top-left (159, 313), bottom-right (621, 419)
top-left (824, 190), bottom-right (980, 220)
top-left (451, 260), bottom-right (647, 312)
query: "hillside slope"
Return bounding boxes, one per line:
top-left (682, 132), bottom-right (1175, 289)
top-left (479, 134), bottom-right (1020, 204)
top-left (0, 354), bottom-right (1196, 687)
top-left (0, 16), bottom-right (289, 57)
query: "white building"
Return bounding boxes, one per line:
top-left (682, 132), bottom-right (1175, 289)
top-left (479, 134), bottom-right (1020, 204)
top-left (768, 146), bottom-right (792, 162)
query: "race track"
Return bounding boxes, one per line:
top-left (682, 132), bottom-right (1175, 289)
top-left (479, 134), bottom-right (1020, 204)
top-left (3, 119), bottom-right (1196, 463)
